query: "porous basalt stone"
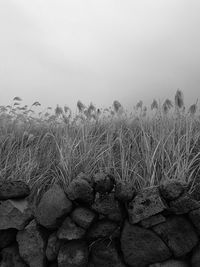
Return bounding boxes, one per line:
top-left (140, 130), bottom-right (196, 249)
top-left (169, 193), bottom-right (200, 214)
top-left (46, 232), bottom-right (60, 262)
top-left (87, 219), bottom-right (120, 241)
top-left (89, 239), bottom-right (126, 267)
top-left (0, 243), bottom-right (28, 267)
top-left (149, 259), bottom-right (189, 266)
top-left (0, 228), bottom-right (17, 249)
top-left (128, 186), bottom-right (167, 224)
top-left (189, 208), bottom-right (200, 234)
top-left (121, 220), bottom-right (172, 267)
top-left (92, 172), bottom-right (115, 194)
top-left (191, 243), bottom-right (200, 267)
top-left (35, 184), bottom-right (72, 229)
top-left (57, 240), bottom-right (88, 267)
top-left (65, 178), bottom-right (94, 204)
top-left (71, 207), bottom-right (96, 229)
top-left (49, 262), bottom-right (58, 267)
top-left (0, 199), bottom-right (33, 230)
top-left (75, 172), bottom-right (94, 186)
top-left (57, 217), bottom-right (85, 240)
top-left (0, 180), bottom-right (30, 200)
top-left (153, 216), bottom-right (198, 258)
top-left (159, 180), bottom-right (186, 201)
top-left (17, 220), bottom-right (47, 267)
top-left (91, 192), bottom-right (123, 222)
top-left (115, 180), bottom-right (136, 202)
top-left (140, 214), bottom-right (166, 228)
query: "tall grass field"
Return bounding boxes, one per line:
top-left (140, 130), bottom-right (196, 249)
top-left (0, 90), bottom-right (200, 199)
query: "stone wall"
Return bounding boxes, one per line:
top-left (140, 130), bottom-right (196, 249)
top-left (1, 173), bottom-right (200, 266)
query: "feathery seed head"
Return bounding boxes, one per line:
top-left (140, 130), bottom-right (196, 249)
top-left (189, 103), bottom-right (197, 115)
top-left (151, 99), bottom-right (158, 110)
top-left (113, 100), bottom-right (122, 113)
top-left (13, 97), bottom-right (22, 101)
top-left (77, 100), bottom-right (85, 112)
top-left (175, 90), bottom-right (184, 109)
top-left (55, 105), bottom-right (63, 116)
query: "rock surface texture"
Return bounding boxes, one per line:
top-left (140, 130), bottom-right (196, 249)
top-left (121, 220), bottom-right (172, 267)
top-left (128, 186), bottom-right (167, 224)
top-left (0, 180), bottom-right (30, 200)
top-left (35, 184), bottom-right (72, 229)
top-left (16, 220), bottom-right (46, 267)
top-left (0, 176), bottom-right (199, 266)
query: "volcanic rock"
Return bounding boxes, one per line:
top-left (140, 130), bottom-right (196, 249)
top-left (57, 217), bottom-right (85, 240)
top-left (16, 220), bottom-right (47, 267)
top-left (0, 180), bottom-right (30, 200)
top-left (115, 180), bottom-right (136, 202)
top-left (0, 243), bottom-right (28, 267)
top-left (35, 184), bottom-right (72, 229)
top-left (89, 239), bottom-right (126, 267)
top-left (46, 232), bottom-right (60, 262)
top-left (0, 199), bottom-right (33, 230)
top-left (87, 219), bottom-right (119, 241)
top-left (65, 178), bottom-right (94, 204)
top-left (128, 186), bottom-right (167, 224)
top-left (159, 180), bottom-right (186, 201)
top-left (71, 207), bottom-right (96, 229)
top-left (57, 240), bottom-right (88, 267)
top-left (121, 220), bottom-right (172, 267)
top-left (93, 172), bottom-right (115, 194)
top-left (91, 192), bottom-right (123, 222)
top-left (153, 216), bottom-right (198, 257)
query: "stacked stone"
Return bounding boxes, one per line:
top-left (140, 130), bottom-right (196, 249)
top-left (0, 180), bottom-right (32, 266)
top-left (2, 175), bottom-right (200, 266)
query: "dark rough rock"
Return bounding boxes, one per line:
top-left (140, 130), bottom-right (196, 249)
top-left (57, 240), bottom-right (88, 267)
top-left (0, 228), bottom-right (17, 249)
top-left (35, 184), bottom-right (72, 229)
top-left (65, 178), bottom-right (94, 204)
top-left (16, 220), bottom-right (47, 267)
top-left (87, 219), bottom-right (120, 241)
top-left (71, 207), bottom-right (96, 229)
top-left (159, 180), bottom-right (186, 201)
top-left (75, 172), bottom-right (94, 186)
top-left (92, 172), bottom-right (115, 194)
top-left (0, 199), bottom-right (33, 230)
top-left (189, 208), bottom-right (200, 234)
top-left (57, 217), bottom-right (85, 240)
top-left (91, 192), bottom-right (123, 222)
top-left (128, 186), bottom-right (167, 224)
top-left (0, 180), bottom-right (30, 200)
top-left (140, 214), bottom-right (166, 228)
top-left (191, 243), bottom-right (200, 267)
top-left (46, 232), bottom-right (60, 262)
top-left (48, 262), bottom-right (58, 267)
top-left (169, 193), bottom-right (200, 214)
top-left (115, 180), bottom-right (136, 202)
top-left (153, 216), bottom-right (198, 258)
top-left (89, 239), bottom-right (126, 267)
top-left (121, 220), bottom-right (171, 267)
top-left (149, 262), bottom-right (185, 267)
top-left (0, 243), bottom-right (28, 267)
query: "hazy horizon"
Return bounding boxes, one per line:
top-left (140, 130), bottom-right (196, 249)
top-left (0, 0), bottom-right (200, 112)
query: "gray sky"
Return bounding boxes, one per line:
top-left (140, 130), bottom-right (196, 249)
top-left (0, 0), bottom-right (200, 111)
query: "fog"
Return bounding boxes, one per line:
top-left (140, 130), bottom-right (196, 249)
top-left (0, 0), bottom-right (200, 111)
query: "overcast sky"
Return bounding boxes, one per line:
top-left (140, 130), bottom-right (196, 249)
top-left (0, 0), bottom-right (200, 111)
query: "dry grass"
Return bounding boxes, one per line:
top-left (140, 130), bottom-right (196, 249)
top-left (0, 91), bottom-right (200, 196)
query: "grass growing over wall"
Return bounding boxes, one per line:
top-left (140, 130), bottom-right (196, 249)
top-left (0, 91), bottom-right (200, 197)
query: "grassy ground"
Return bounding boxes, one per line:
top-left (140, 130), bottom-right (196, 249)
top-left (0, 91), bottom-right (200, 198)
